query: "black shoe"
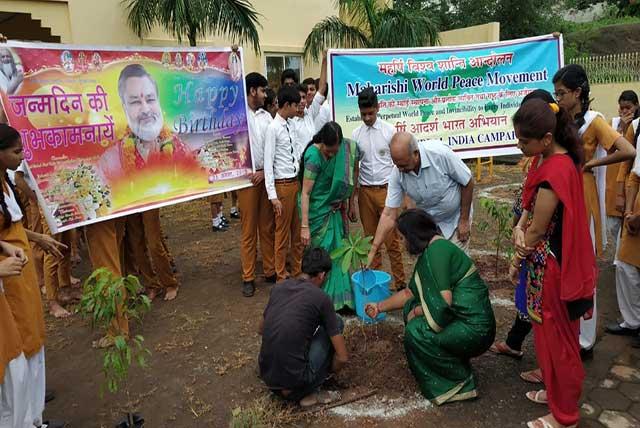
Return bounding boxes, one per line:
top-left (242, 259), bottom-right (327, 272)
top-left (264, 274), bottom-right (277, 284)
top-left (242, 281), bottom-right (255, 297)
top-left (45, 389), bottom-right (56, 403)
top-left (230, 210), bottom-right (240, 219)
top-left (42, 420), bottom-right (67, 428)
top-left (212, 223), bottom-right (227, 232)
top-left (632, 336), bottom-right (640, 349)
top-left (580, 347), bottom-right (594, 361)
top-left (220, 215), bottom-right (230, 226)
top-left (605, 323), bottom-right (640, 336)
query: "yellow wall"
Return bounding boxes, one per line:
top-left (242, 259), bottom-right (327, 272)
top-left (591, 82), bottom-right (640, 122)
top-left (439, 22), bottom-right (501, 46)
top-left (0, 1), bottom-right (499, 81)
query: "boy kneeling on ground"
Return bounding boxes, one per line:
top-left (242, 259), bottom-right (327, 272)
top-left (258, 247), bottom-right (348, 407)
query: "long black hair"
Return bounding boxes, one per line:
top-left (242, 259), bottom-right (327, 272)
top-left (512, 98), bottom-right (584, 167)
top-left (299, 121), bottom-right (343, 179)
top-left (552, 64), bottom-right (591, 128)
top-left (0, 124), bottom-right (24, 228)
top-left (396, 209), bottom-right (441, 255)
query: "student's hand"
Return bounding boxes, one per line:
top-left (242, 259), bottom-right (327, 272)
top-left (365, 303), bottom-right (379, 319)
top-left (457, 218), bottom-right (470, 242)
top-left (626, 213), bottom-right (640, 235)
top-left (509, 263), bottom-right (520, 285)
top-left (251, 170), bottom-right (265, 186)
top-left (366, 247), bottom-right (377, 269)
top-left (0, 241), bottom-right (27, 265)
top-left (322, 50), bottom-right (328, 61)
top-left (35, 233), bottom-right (68, 258)
top-left (348, 203), bottom-right (358, 223)
top-left (231, 44), bottom-right (239, 52)
top-left (271, 199), bottom-right (283, 217)
top-left (583, 160), bottom-right (596, 173)
top-left (0, 257), bottom-right (24, 277)
top-left (0, 34), bottom-right (7, 44)
top-left (621, 110), bottom-right (635, 126)
top-left (301, 227), bottom-right (310, 246)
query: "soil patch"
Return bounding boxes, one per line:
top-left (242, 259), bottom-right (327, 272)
top-left (475, 254), bottom-right (511, 291)
top-left (335, 320), bottom-right (418, 397)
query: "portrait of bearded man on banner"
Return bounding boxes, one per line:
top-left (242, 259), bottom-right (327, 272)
top-left (98, 63), bottom-right (196, 194)
top-left (0, 46), bottom-right (23, 95)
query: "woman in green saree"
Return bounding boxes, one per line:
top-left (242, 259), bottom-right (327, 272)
top-left (366, 209), bottom-right (496, 405)
top-left (299, 122), bottom-right (358, 311)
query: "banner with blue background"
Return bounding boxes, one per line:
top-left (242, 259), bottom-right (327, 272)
top-left (329, 34), bottom-right (564, 159)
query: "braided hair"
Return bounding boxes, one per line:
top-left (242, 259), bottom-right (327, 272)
top-left (0, 124), bottom-right (24, 229)
top-left (552, 64), bottom-right (592, 128)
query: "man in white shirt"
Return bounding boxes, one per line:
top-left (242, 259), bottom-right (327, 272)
top-left (238, 72), bottom-right (276, 297)
top-left (352, 88), bottom-right (405, 289)
top-left (368, 132), bottom-right (474, 265)
top-left (264, 86), bottom-right (304, 282)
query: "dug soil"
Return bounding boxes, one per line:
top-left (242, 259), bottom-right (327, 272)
top-left (42, 164), bottom-right (619, 427)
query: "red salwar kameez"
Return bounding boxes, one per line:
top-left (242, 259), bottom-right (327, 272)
top-left (522, 154), bottom-right (597, 426)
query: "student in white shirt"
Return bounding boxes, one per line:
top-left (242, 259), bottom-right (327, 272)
top-left (238, 72), bottom-right (276, 297)
top-left (289, 55), bottom-right (328, 154)
top-left (264, 86), bottom-right (304, 282)
top-left (352, 87), bottom-right (406, 289)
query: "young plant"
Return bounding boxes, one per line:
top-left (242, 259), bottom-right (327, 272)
top-left (330, 230), bottom-right (373, 274)
top-left (477, 197), bottom-right (514, 275)
top-left (80, 268), bottom-right (152, 427)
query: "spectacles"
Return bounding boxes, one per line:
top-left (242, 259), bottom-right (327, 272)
top-left (553, 90), bottom-right (573, 99)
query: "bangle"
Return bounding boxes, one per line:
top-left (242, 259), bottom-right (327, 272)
top-left (514, 225), bottom-right (524, 231)
top-left (301, 225), bottom-right (309, 229)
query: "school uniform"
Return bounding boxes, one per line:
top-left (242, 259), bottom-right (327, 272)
top-left (352, 118), bottom-right (406, 287)
top-left (238, 107), bottom-right (275, 283)
top-left (264, 113), bottom-right (304, 281)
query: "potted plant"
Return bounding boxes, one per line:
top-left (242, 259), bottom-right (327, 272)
top-left (80, 268), bottom-right (152, 428)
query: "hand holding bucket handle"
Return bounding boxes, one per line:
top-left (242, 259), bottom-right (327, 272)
top-left (365, 302), bottom-right (380, 319)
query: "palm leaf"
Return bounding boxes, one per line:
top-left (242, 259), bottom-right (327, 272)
top-left (122, 0), bottom-right (160, 38)
top-left (372, 7), bottom-right (439, 48)
top-left (303, 16), bottom-right (370, 62)
top-left (206, 0), bottom-right (262, 53)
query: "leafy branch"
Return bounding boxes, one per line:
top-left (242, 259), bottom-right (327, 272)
top-left (330, 230), bottom-right (372, 274)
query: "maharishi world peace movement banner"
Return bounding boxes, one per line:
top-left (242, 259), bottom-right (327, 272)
top-left (0, 42), bottom-right (252, 233)
top-left (329, 34), bottom-right (564, 159)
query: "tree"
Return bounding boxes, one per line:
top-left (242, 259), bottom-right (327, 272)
top-left (303, 0), bottom-right (439, 62)
top-left (123, 0), bottom-right (261, 49)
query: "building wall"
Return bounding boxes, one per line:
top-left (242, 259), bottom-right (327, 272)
top-left (591, 82), bottom-right (640, 121)
top-left (0, 1), bottom-right (500, 84)
top-left (439, 22), bottom-right (500, 46)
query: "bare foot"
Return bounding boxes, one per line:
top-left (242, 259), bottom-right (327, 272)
top-left (146, 288), bottom-right (158, 301)
top-left (70, 275), bottom-right (81, 288)
top-left (164, 287), bottom-right (178, 301)
top-left (49, 301), bottom-right (71, 318)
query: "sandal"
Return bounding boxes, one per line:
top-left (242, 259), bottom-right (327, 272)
top-left (489, 341), bottom-right (524, 359)
top-left (317, 390), bottom-right (341, 405)
top-left (520, 368), bottom-right (544, 384)
top-left (526, 389), bottom-right (547, 404)
top-left (526, 416), bottom-right (577, 428)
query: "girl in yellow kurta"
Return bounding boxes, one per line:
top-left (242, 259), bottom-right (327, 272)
top-left (0, 124), bottom-right (67, 427)
top-left (552, 65), bottom-right (636, 353)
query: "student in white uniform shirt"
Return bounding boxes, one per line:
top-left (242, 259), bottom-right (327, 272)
top-left (238, 72), bottom-right (277, 298)
top-left (289, 54), bottom-right (328, 152)
top-left (352, 87), bottom-right (406, 289)
top-left (264, 86), bottom-right (304, 282)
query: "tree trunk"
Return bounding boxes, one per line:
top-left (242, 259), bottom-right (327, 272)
top-left (188, 25), bottom-right (197, 47)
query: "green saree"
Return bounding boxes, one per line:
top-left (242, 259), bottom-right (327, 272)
top-left (300, 139), bottom-right (358, 310)
top-left (403, 239), bottom-right (496, 405)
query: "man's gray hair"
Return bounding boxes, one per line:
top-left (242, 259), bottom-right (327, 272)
top-left (117, 63), bottom-right (158, 102)
top-left (408, 133), bottom-right (419, 154)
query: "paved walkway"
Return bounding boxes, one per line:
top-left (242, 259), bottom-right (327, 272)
top-left (580, 263), bottom-right (640, 428)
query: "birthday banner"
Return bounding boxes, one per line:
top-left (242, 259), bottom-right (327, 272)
top-left (329, 34), bottom-right (564, 159)
top-left (0, 41), bottom-right (252, 233)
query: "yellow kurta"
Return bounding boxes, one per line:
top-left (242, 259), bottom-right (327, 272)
top-left (1, 220), bottom-right (46, 358)
top-left (581, 116), bottom-right (620, 255)
top-left (0, 290), bottom-right (23, 380)
top-left (618, 173), bottom-right (640, 268)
